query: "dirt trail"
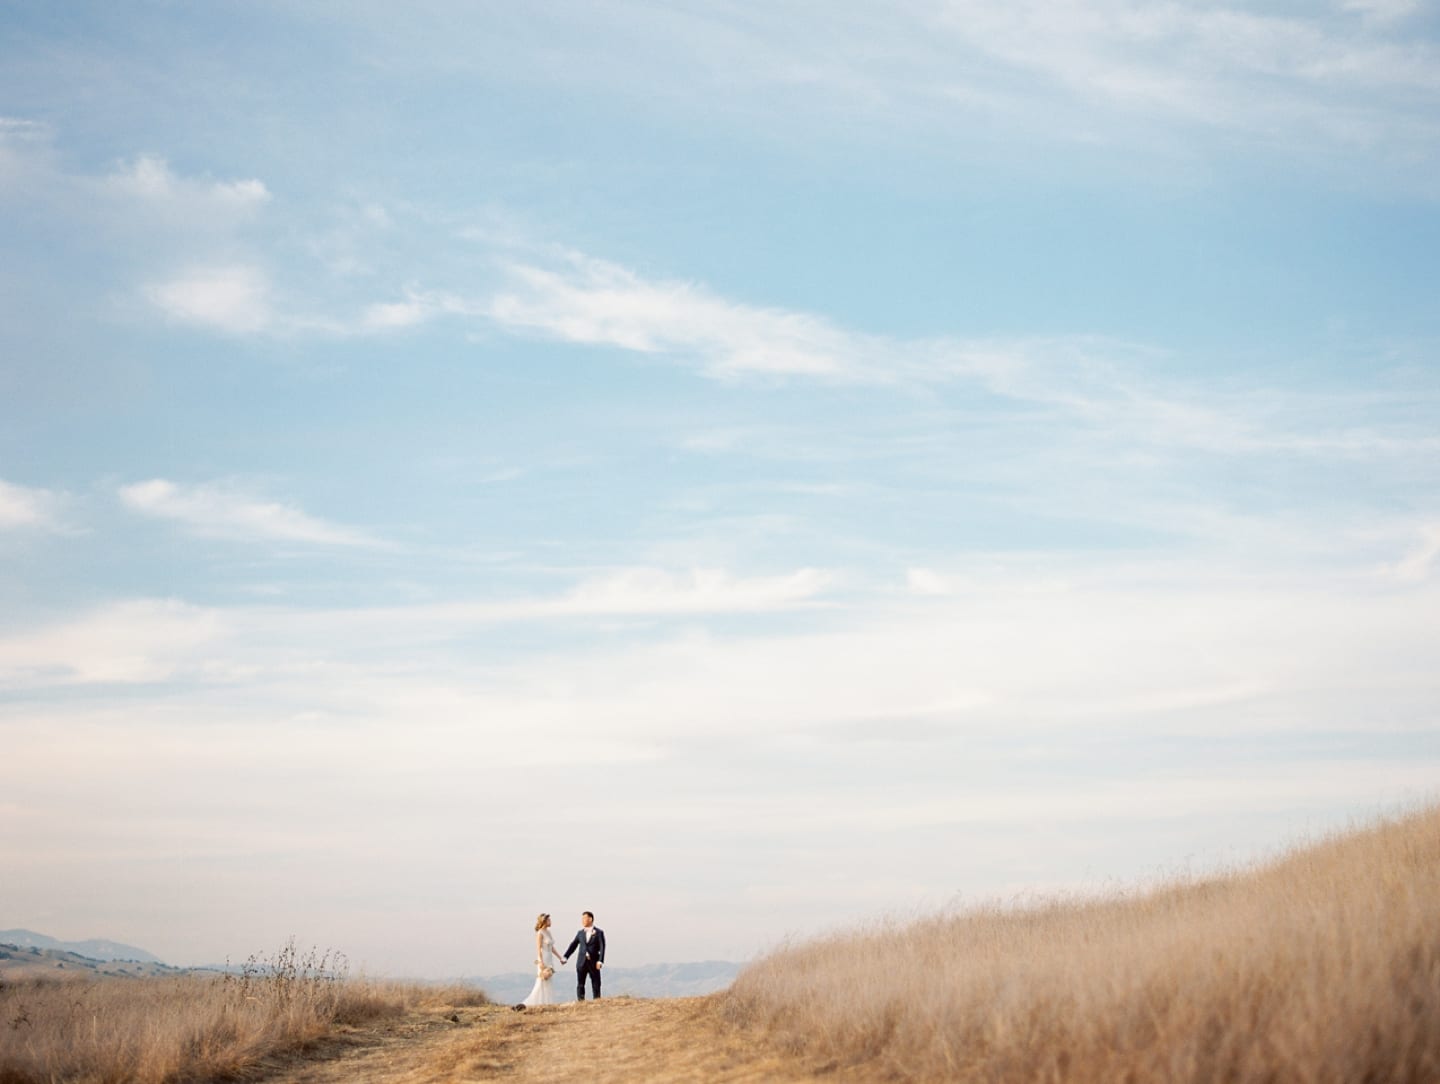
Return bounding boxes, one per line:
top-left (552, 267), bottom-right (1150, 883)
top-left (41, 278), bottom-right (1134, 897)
top-left (260, 997), bottom-right (848, 1084)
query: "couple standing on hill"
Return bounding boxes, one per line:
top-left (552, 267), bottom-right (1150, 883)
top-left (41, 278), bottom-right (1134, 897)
top-left (521, 911), bottom-right (606, 1007)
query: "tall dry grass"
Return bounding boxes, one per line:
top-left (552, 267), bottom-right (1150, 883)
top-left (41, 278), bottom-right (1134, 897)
top-left (723, 805), bottom-right (1440, 1082)
top-left (0, 940), bottom-right (487, 1084)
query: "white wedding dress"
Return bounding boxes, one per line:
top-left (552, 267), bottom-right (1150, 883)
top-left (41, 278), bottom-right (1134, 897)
top-left (522, 929), bottom-right (562, 1006)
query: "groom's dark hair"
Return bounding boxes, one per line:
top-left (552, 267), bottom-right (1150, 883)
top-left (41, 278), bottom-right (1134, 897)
top-left (582, 911), bottom-right (594, 920)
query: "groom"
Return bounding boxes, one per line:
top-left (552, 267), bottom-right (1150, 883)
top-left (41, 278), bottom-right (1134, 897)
top-left (562, 910), bottom-right (606, 1000)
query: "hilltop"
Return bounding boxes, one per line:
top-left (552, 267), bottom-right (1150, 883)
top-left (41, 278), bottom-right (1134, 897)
top-left (0, 929), bottom-right (163, 964)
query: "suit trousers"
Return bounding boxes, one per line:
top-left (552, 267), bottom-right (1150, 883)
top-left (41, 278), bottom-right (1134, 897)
top-left (577, 958), bottom-right (601, 1000)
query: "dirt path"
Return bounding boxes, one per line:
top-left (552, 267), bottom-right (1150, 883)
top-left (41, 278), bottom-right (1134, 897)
top-left (259, 997), bottom-right (848, 1084)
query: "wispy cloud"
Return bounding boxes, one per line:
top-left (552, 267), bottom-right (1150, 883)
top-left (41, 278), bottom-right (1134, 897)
top-left (360, 287), bottom-right (472, 331)
top-left (0, 129), bottom-right (279, 332)
top-left (118, 479), bottom-right (380, 547)
top-left (905, 568), bottom-right (955, 597)
top-left (798, 1), bottom-right (1440, 163)
top-left (144, 266), bottom-right (273, 334)
top-left (479, 250), bottom-right (1106, 390)
top-left (477, 248), bottom-right (1440, 465)
top-left (0, 567), bottom-right (832, 690)
top-left (0, 599), bottom-right (221, 685)
top-left (485, 252), bottom-right (871, 380)
top-left (251, 567), bottom-right (836, 646)
top-left (1, 127), bottom-right (273, 226)
top-left (932, 2), bottom-right (1440, 121)
top-left (6, 556), bottom-right (1436, 736)
top-left (316, 3), bottom-right (1440, 179)
top-left (101, 154), bottom-right (270, 210)
top-left (0, 478), bottom-right (62, 531)
top-left (433, 566), bottom-right (834, 623)
top-left (1391, 525), bottom-right (1440, 581)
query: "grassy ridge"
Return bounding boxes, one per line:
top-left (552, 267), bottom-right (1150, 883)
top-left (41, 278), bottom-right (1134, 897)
top-left (0, 942), bottom-right (486, 1084)
top-left (723, 805), bottom-right (1440, 1082)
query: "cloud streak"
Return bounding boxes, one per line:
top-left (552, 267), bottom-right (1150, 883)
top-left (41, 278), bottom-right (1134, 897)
top-left (474, 248), bottom-right (1440, 465)
top-left (485, 252), bottom-right (869, 380)
top-left (0, 566), bottom-right (832, 690)
top-left (6, 556), bottom-right (1436, 734)
top-left (0, 478), bottom-right (62, 531)
top-left (101, 154), bottom-right (270, 211)
top-left (0, 599), bottom-right (222, 685)
top-left (316, 2), bottom-right (1440, 178)
top-left (118, 479), bottom-right (380, 547)
top-left (931, 1), bottom-right (1440, 134)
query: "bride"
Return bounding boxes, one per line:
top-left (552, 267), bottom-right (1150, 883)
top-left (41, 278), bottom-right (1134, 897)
top-left (521, 913), bottom-right (563, 1006)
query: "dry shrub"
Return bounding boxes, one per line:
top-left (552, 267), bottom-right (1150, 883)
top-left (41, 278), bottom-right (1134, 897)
top-left (0, 940), bottom-right (487, 1084)
top-left (723, 805), bottom-right (1440, 1082)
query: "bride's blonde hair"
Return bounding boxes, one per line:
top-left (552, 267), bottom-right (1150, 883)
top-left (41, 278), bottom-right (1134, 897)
top-left (534, 913), bottom-right (550, 931)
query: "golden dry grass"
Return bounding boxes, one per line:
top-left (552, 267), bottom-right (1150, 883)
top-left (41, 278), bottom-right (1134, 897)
top-left (0, 941), bottom-right (486, 1084)
top-left (722, 804), bottom-right (1440, 1082)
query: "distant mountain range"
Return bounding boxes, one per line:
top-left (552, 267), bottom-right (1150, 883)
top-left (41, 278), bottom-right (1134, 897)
top-left (0, 934), bottom-right (184, 980)
top-left (0, 929), bottom-right (163, 963)
top-left (472, 959), bottom-right (743, 1004)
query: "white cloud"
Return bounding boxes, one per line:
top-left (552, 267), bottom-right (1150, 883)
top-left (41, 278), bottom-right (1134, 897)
top-left (145, 266), bottom-right (272, 334)
top-left (254, 567), bottom-right (835, 643)
top-left (15, 557), bottom-right (1437, 738)
top-left (0, 478), bottom-right (61, 531)
top-left (323, 3), bottom-right (1440, 178)
top-left (926, 1), bottom-right (1440, 149)
top-left (360, 288), bottom-right (471, 331)
top-left (480, 248), bottom-right (1440, 466)
top-left (361, 297), bottom-right (434, 330)
top-left (481, 252), bottom-right (1118, 390)
top-left (0, 567), bottom-right (831, 692)
top-left (905, 567), bottom-right (955, 597)
top-left (118, 479), bottom-right (379, 547)
top-left (0, 135), bottom-right (277, 332)
top-left (103, 154), bottom-right (270, 209)
top-left (460, 566), bottom-right (833, 621)
top-left (486, 252), bottom-right (870, 380)
top-left (0, 599), bottom-right (221, 684)
top-left (1392, 525), bottom-right (1440, 581)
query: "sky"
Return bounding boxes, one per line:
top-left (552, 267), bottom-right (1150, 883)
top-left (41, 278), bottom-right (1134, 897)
top-left (2, 1), bottom-right (1439, 979)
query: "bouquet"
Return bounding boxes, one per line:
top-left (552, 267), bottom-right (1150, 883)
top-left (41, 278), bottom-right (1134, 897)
top-left (539, 965), bottom-right (555, 980)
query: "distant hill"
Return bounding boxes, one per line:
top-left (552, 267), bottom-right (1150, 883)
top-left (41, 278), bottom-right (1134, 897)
top-left (0, 942), bottom-right (184, 980)
top-left (0, 929), bottom-right (163, 964)
top-left (474, 960), bottom-right (742, 1004)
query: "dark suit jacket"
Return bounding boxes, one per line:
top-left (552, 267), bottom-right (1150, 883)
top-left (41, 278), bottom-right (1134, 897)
top-left (564, 927), bottom-right (605, 967)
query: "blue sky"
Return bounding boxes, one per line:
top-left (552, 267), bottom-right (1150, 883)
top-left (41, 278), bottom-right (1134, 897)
top-left (3, 1), bottom-right (1439, 977)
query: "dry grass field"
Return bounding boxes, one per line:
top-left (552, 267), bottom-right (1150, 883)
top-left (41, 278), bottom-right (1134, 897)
top-left (723, 804), bottom-right (1440, 1082)
top-left (0, 942), bottom-right (486, 1084)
